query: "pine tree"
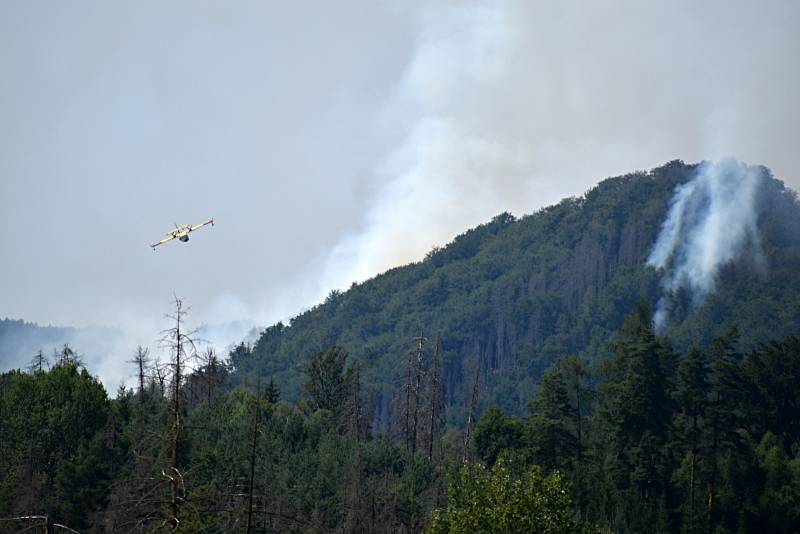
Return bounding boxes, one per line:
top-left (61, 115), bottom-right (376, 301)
top-left (264, 377), bottom-right (281, 404)
top-left (302, 344), bottom-right (350, 417)
top-left (245, 381), bottom-right (262, 534)
top-left (598, 301), bottom-right (676, 530)
top-left (473, 406), bottom-right (523, 467)
top-left (527, 365), bottom-right (578, 472)
top-left (673, 347), bottom-right (710, 533)
top-left (705, 328), bottom-right (746, 528)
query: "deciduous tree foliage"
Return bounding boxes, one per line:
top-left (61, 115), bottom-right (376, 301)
top-left (427, 457), bottom-right (602, 534)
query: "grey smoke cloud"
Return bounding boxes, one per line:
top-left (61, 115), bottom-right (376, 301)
top-left (647, 159), bottom-right (765, 330)
top-left (1, 1), bottom-right (799, 387)
top-left (319, 0), bottom-right (800, 293)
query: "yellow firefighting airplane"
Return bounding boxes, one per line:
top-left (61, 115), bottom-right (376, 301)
top-left (150, 218), bottom-right (214, 250)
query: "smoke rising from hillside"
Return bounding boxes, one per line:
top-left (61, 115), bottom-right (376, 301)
top-left (1, 1), bottom-right (799, 389)
top-left (648, 159), bottom-right (765, 330)
top-left (321, 3), bottom-right (528, 289)
top-left (319, 0), bottom-right (800, 294)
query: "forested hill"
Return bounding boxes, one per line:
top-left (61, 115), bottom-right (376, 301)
top-left (0, 319), bottom-right (86, 369)
top-left (230, 160), bottom-right (800, 423)
top-left (0, 319), bottom-right (125, 378)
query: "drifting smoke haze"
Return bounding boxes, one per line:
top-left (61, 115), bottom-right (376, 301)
top-left (0, 313), bottom-right (257, 389)
top-left (319, 0), bottom-right (800, 294)
top-left (1, 1), bottom-right (799, 388)
top-left (647, 160), bottom-right (766, 330)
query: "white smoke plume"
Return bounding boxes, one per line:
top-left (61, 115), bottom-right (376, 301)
top-left (319, 0), bottom-right (800, 295)
top-left (647, 159), bottom-right (765, 330)
top-left (321, 2), bottom-right (531, 290)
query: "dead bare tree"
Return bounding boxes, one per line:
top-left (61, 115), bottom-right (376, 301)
top-left (410, 334), bottom-right (427, 454)
top-left (343, 363), bottom-right (375, 531)
top-left (345, 363), bottom-right (368, 441)
top-left (159, 296), bottom-right (199, 531)
top-left (55, 343), bottom-right (82, 367)
top-left (425, 335), bottom-right (445, 463)
top-left (193, 347), bottom-right (226, 406)
top-left (29, 350), bottom-right (49, 373)
top-left (128, 346), bottom-right (150, 400)
top-left (151, 357), bottom-right (167, 398)
top-left (402, 349), bottom-right (414, 451)
top-left (399, 334), bottom-right (428, 453)
top-left (462, 364), bottom-right (481, 463)
top-left (104, 300), bottom-right (228, 533)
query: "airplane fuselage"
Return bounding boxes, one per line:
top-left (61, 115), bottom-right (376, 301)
top-left (150, 218), bottom-right (213, 249)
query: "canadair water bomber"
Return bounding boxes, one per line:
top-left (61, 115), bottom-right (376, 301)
top-left (150, 218), bottom-right (214, 250)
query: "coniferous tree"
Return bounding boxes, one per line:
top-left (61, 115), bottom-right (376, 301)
top-left (245, 382), bottom-right (262, 534)
top-left (561, 356), bottom-right (595, 516)
top-left (742, 337), bottom-right (800, 454)
top-left (672, 348), bottom-right (710, 533)
top-left (264, 376), bottom-right (281, 404)
top-left (303, 344), bottom-right (351, 418)
top-left (705, 328), bottom-right (745, 528)
top-left (597, 301), bottom-right (676, 531)
top-left (527, 365), bottom-right (579, 472)
top-left (473, 406), bottom-right (524, 467)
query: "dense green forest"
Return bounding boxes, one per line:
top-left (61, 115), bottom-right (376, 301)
top-left (2, 160), bottom-right (800, 532)
top-left (2, 304), bottom-right (799, 532)
top-left (232, 160), bottom-right (800, 426)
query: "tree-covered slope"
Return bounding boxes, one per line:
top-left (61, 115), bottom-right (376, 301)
top-left (0, 319), bottom-right (78, 369)
top-left (0, 318), bottom-right (125, 374)
top-left (232, 160), bottom-right (800, 423)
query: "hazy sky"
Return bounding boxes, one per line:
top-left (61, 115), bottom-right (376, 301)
top-left (2, 1), bottom-right (799, 342)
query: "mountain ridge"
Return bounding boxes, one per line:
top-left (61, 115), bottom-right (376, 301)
top-left (230, 159), bottom-right (800, 425)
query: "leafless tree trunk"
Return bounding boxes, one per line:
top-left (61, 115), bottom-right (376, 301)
top-left (403, 351), bottom-right (413, 452)
top-left (57, 343), bottom-right (82, 367)
top-left (410, 334), bottom-right (426, 454)
top-left (463, 365), bottom-right (481, 462)
top-left (29, 350), bottom-right (49, 373)
top-left (399, 334), bottom-right (427, 453)
top-left (160, 296), bottom-right (198, 531)
top-left (128, 346), bottom-right (150, 400)
top-left (426, 336), bottom-right (445, 463)
top-left (152, 357), bottom-right (167, 398)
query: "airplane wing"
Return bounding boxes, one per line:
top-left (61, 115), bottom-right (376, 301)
top-left (189, 218), bottom-right (214, 232)
top-left (150, 234), bottom-right (176, 249)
